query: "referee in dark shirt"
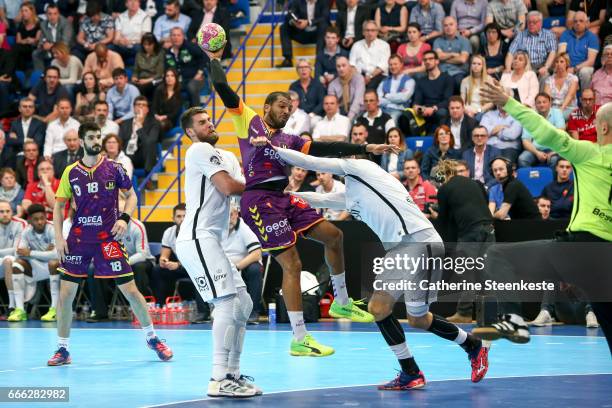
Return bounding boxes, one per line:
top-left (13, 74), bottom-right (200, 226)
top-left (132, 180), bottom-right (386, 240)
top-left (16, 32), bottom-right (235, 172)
top-left (430, 160), bottom-right (495, 323)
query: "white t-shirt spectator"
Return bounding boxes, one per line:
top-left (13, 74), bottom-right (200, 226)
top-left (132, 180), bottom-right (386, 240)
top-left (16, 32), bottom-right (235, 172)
top-left (312, 113), bottom-right (351, 141)
top-left (221, 219), bottom-right (262, 266)
top-left (115, 8), bottom-right (152, 44)
top-left (316, 179), bottom-right (347, 220)
top-left (44, 117), bottom-right (81, 157)
top-left (161, 224), bottom-right (179, 254)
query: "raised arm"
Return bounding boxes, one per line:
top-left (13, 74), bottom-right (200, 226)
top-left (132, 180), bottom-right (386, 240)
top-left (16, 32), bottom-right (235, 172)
top-left (276, 146), bottom-right (346, 175)
top-left (208, 54), bottom-right (240, 109)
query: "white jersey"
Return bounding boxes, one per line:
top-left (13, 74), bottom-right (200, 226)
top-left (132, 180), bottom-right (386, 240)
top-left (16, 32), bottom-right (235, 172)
top-left (123, 219), bottom-right (154, 264)
top-left (0, 217), bottom-right (27, 258)
top-left (276, 148), bottom-right (433, 243)
top-left (177, 143), bottom-right (244, 243)
top-left (161, 224), bottom-right (179, 254)
top-left (221, 218), bottom-right (262, 265)
top-left (19, 223), bottom-right (58, 261)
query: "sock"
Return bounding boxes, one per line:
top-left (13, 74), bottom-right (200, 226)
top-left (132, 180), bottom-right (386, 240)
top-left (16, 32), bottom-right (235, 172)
top-left (376, 314), bottom-right (420, 375)
top-left (141, 324), bottom-right (156, 341)
top-left (12, 273), bottom-right (25, 310)
top-left (211, 296), bottom-right (234, 381)
top-left (331, 272), bottom-right (349, 306)
top-left (8, 290), bottom-right (15, 308)
top-left (288, 311), bottom-right (307, 341)
top-left (58, 337), bottom-right (69, 350)
top-left (49, 275), bottom-right (60, 309)
top-left (428, 314), bottom-right (481, 353)
top-left (227, 288), bottom-right (252, 378)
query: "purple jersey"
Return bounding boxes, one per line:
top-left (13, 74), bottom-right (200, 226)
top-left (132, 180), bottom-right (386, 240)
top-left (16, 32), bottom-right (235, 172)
top-left (229, 100), bottom-right (310, 188)
top-left (56, 157), bottom-right (132, 244)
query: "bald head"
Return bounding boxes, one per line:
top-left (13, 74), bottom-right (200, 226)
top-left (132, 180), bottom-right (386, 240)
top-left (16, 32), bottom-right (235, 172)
top-left (595, 102), bottom-right (612, 145)
top-left (573, 11), bottom-right (588, 33)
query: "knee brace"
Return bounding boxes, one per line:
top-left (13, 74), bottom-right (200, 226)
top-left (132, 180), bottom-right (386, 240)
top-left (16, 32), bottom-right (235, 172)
top-left (221, 290), bottom-right (253, 354)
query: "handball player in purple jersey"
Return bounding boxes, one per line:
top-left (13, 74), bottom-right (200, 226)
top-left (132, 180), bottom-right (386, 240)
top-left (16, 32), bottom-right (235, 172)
top-left (205, 44), bottom-right (399, 356)
top-left (47, 122), bottom-right (173, 366)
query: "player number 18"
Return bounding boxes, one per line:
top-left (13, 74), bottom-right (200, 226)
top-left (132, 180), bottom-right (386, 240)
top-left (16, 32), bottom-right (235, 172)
top-left (110, 261), bottom-right (122, 272)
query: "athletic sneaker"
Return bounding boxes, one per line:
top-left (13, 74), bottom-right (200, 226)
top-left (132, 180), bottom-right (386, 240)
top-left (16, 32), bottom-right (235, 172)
top-left (586, 311), bottom-right (600, 328)
top-left (378, 370), bottom-right (426, 390)
top-left (147, 337), bottom-right (173, 361)
top-left (530, 310), bottom-right (553, 326)
top-left (47, 347), bottom-right (71, 366)
top-left (207, 375), bottom-right (257, 398)
top-left (329, 298), bottom-right (374, 323)
top-left (7, 307), bottom-right (27, 322)
top-left (290, 333), bottom-right (335, 357)
top-left (234, 375), bottom-right (263, 395)
top-left (472, 314), bottom-right (530, 344)
top-left (41, 307), bottom-right (57, 322)
top-left (469, 345), bottom-right (489, 383)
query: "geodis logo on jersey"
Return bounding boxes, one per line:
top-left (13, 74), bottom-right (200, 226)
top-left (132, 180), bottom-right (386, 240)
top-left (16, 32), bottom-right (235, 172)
top-left (101, 241), bottom-right (124, 260)
top-left (265, 218), bottom-right (291, 236)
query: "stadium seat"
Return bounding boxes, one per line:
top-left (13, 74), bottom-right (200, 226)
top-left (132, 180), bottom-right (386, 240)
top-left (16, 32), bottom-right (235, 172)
top-left (125, 68), bottom-right (132, 81)
top-left (149, 242), bottom-right (162, 257)
top-left (543, 17), bottom-right (566, 29)
top-left (15, 71), bottom-right (26, 89)
top-left (406, 136), bottom-right (433, 153)
top-left (516, 167), bottom-right (554, 197)
top-left (29, 70), bottom-right (43, 89)
top-left (7, 36), bottom-right (15, 48)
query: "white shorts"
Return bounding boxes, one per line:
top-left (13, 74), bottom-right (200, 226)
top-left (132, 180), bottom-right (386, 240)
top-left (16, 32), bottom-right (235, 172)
top-left (0, 255), bottom-right (15, 278)
top-left (176, 236), bottom-right (245, 303)
top-left (18, 258), bottom-right (52, 282)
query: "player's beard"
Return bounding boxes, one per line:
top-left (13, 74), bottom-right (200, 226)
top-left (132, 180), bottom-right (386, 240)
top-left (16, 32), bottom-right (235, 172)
top-left (197, 129), bottom-right (219, 145)
top-left (266, 111), bottom-right (289, 129)
top-left (84, 144), bottom-right (102, 156)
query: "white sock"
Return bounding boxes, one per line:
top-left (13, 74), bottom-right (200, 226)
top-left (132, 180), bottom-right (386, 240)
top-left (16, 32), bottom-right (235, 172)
top-left (12, 273), bottom-right (25, 310)
top-left (211, 296), bottom-right (234, 381)
top-left (453, 327), bottom-right (468, 345)
top-left (49, 275), bottom-right (60, 309)
top-left (58, 337), bottom-right (69, 350)
top-left (141, 324), bottom-right (156, 341)
top-left (288, 311), bottom-right (307, 341)
top-left (331, 272), bottom-right (349, 305)
top-left (228, 288), bottom-right (252, 379)
top-left (390, 342), bottom-right (413, 360)
top-left (8, 290), bottom-right (15, 308)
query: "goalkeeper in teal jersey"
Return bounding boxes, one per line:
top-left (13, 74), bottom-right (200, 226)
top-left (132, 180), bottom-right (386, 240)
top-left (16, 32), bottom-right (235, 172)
top-left (472, 81), bottom-right (612, 354)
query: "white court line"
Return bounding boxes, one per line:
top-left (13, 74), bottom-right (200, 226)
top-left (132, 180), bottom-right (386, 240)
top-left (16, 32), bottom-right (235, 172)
top-left (140, 372), bottom-right (612, 408)
top-left (92, 361), bottom-right (112, 365)
top-left (348, 347), bottom-right (367, 351)
top-left (29, 366), bottom-right (48, 370)
top-left (545, 342), bottom-right (564, 345)
top-left (0, 370), bottom-right (15, 373)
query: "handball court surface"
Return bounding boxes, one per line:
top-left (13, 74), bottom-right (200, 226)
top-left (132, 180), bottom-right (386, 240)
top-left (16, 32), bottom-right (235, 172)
top-left (1, 321), bottom-right (610, 408)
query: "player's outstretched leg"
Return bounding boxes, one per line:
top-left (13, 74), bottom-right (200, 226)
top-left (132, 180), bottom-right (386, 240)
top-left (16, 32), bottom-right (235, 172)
top-left (408, 307), bottom-right (490, 383)
top-left (275, 246), bottom-right (334, 357)
top-left (208, 295), bottom-right (257, 398)
top-left (307, 222), bottom-right (374, 323)
top-left (118, 280), bottom-right (173, 361)
top-left (48, 278), bottom-right (79, 366)
top-left (369, 292), bottom-right (425, 390)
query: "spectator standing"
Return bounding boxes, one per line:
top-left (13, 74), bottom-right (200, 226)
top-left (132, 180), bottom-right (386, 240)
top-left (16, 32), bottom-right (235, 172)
top-left (132, 33), bottom-right (165, 100)
top-left (485, 0), bottom-right (527, 41)
top-left (7, 98), bottom-right (46, 154)
top-left (152, 68), bottom-right (182, 133)
top-left (451, 0), bottom-right (488, 53)
top-left (409, 0), bottom-right (445, 43)
top-left (518, 92), bottom-right (564, 168)
top-left (377, 54), bottom-right (415, 122)
top-left (558, 11), bottom-right (599, 90)
top-left (43, 98), bottom-right (80, 159)
top-left (289, 58), bottom-right (326, 118)
top-left (164, 27), bottom-right (206, 107)
top-left (83, 43), bottom-right (125, 91)
top-left (349, 20), bottom-right (391, 90)
top-left (380, 127), bottom-right (413, 179)
top-left (461, 55), bottom-right (494, 119)
top-left (328, 56), bottom-right (365, 120)
top-left (402, 158), bottom-right (438, 213)
top-left (33, 4), bottom-right (73, 71)
top-left (445, 96), bottom-right (478, 152)
top-left (543, 53), bottom-right (579, 120)
top-left (336, 0), bottom-right (369, 51)
top-left (315, 26), bottom-right (349, 88)
top-left (396, 23), bottom-right (431, 77)
top-left (462, 126), bottom-right (501, 188)
top-left (312, 95), bottom-right (351, 141)
top-left (153, 0), bottom-right (191, 49)
top-left (591, 45), bottom-right (612, 106)
top-left (22, 160), bottom-right (58, 219)
top-left (276, 0), bottom-right (329, 68)
top-left (51, 130), bottom-right (83, 179)
top-left (13, 2), bottom-right (41, 71)
top-left (500, 50), bottom-right (539, 108)
top-left (421, 125), bottom-right (462, 179)
top-left (283, 90), bottom-right (312, 136)
top-left (541, 158), bottom-right (574, 219)
top-left (480, 103), bottom-right (523, 163)
top-left (433, 16), bottom-right (471, 92)
top-left (73, 1), bottom-right (115, 61)
top-left (29, 66), bottom-right (70, 123)
top-left (567, 89), bottom-right (599, 142)
top-left (107, 68), bottom-right (140, 124)
top-left (112, 0), bottom-right (152, 62)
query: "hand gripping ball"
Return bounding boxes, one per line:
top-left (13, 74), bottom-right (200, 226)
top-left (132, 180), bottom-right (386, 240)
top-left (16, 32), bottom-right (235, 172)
top-left (196, 22), bottom-right (227, 53)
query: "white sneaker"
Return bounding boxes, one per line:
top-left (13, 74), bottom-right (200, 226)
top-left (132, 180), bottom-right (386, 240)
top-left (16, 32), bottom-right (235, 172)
top-left (207, 375), bottom-right (257, 398)
top-left (234, 374), bottom-right (263, 395)
top-left (586, 311), bottom-right (600, 328)
top-left (531, 310), bottom-right (553, 327)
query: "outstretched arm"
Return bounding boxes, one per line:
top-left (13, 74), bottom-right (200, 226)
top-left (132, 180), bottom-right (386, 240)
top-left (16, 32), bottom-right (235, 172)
top-left (276, 146), bottom-right (346, 175)
top-left (292, 191), bottom-right (348, 211)
top-left (307, 141), bottom-right (400, 157)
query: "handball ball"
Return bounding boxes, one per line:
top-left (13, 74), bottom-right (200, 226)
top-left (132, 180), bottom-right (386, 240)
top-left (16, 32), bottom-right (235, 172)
top-left (197, 23), bottom-right (227, 53)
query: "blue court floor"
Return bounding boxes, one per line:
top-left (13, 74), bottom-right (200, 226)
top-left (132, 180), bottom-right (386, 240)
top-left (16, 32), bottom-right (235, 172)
top-left (0, 321), bottom-right (610, 408)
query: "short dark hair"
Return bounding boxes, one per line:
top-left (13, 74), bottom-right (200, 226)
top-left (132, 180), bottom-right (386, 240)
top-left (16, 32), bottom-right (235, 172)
top-left (94, 100), bottom-right (109, 109)
top-left (86, 0), bottom-right (102, 17)
top-left (350, 123), bottom-right (367, 133)
top-left (56, 97), bottom-right (72, 107)
top-left (556, 158), bottom-right (571, 168)
top-left (264, 91), bottom-right (291, 106)
top-left (46, 3), bottom-right (59, 11)
top-left (448, 95), bottom-right (464, 106)
top-left (325, 26), bottom-right (340, 37)
top-left (472, 125), bottom-right (488, 135)
top-left (45, 66), bottom-right (60, 77)
top-left (173, 203), bottom-right (186, 215)
top-left (166, 0), bottom-right (180, 6)
top-left (27, 203), bottom-right (46, 217)
top-left (112, 68), bottom-right (127, 79)
top-left (484, 22), bottom-right (502, 38)
top-left (78, 121), bottom-right (101, 139)
top-left (408, 22), bottom-right (421, 32)
top-left (181, 106), bottom-right (208, 131)
top-left (102, 133), bottom-right (123, 151)
top-left (423, 50), bottom-right (438, 60)
top-left (389, 53), bottom-right (403, 64)
top-left (133, 95), bottom-right (149, 107)
top-left (364, 89), bottom-right (378, 99)
top-left (535, 92), bottom-right (552, 102)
